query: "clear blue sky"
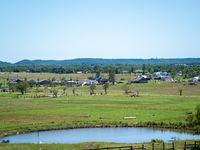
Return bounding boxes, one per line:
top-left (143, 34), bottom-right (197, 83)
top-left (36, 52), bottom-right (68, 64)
top-left (0, 0), bottom-right (200, 63)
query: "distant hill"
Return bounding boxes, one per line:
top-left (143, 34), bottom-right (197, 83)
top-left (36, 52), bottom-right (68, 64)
top-left (0, 61), bottom-right (12, 66)
top-left (1, 58), bottom-right (200, 66)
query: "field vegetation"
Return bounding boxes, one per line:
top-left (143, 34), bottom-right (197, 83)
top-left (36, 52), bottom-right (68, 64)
top-left (0, 72), bottom-right (200, 149)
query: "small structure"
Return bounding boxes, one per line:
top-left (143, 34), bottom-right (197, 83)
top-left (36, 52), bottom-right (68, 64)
top-left (39, 79), bottom-right (48, 85)
top-left (27, 79), bottom-right (37, 84)
top-left (67, 81), bottom-right (75, 87)
top-left (2, 88), bottom-right (9, 92)
top-left (121, 70), bottom-right (129, 74)
top-left (77, 71), bottom-right (82, 74)
top-left (9, 81), bottom-right (17, 86)
top-left (192, 76), bottom-right (199, 82)
top-left (52, 80), bottom-right (61, 84)
top-left (134, 70), bottom-right (143, 73)
top-left (128, 77), bottom-right (148, 84)
top-left (86, 80), bottom-right (98, 85)
top-left (99, 78), bottom-right (108, 84)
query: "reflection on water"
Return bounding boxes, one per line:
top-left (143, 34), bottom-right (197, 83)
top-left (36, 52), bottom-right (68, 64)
top-left (1, 127), bottom-right (199, 144)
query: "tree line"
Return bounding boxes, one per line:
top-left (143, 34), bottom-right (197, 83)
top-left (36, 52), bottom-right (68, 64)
top-left (0, 63), bottom-right (200, 78)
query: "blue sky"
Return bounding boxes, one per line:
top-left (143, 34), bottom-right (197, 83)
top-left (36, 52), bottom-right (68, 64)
top-left (0, 0), bottom-right (200, 63)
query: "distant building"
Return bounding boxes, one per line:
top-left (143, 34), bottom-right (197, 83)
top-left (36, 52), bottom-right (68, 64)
top-left (134, 70), bottom-right (143, 73)
top-left (39, 79), bottom-right (48, 85)
top-left (128, 77), bottom-right (148, 84)
top-left (9, 81), bottom-right (17, 86)
top-left (99, 78), bottom-right (108, 84)
top-left (121, 70), bottom-right (129, 74)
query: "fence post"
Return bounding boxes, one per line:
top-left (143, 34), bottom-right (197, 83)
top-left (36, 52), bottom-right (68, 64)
top-left (142, 144), bottom-right (144, 150)
top-left (184, 141), bottom-right (186, 150)
top-left (130, 146), bottom-right (133, 150)
top-left (163, 142), bottom-right (165, 150)
top-left (152, 143), bottom-right (154, 150)
top-left (172, 142), bottom-right (174, 150)
top-left (195, 141), bottom-right (196, 149)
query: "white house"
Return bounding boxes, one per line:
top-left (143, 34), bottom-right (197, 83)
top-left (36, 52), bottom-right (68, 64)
top-left (192, 76), bottom-right (199, 82)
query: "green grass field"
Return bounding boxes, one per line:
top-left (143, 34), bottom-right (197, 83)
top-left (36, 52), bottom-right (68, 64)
top-left (0, 73), bottom-right (199, 149)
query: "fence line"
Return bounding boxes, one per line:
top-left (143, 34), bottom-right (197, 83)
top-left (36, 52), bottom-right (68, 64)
top-left (85, 141), bottom-right (200, 150)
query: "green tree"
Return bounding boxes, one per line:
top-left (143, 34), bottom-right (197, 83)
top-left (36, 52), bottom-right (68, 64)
top-left (103, 83), bottom-right (109, 94)
top-left (96, 70), bottom-right (100, 78)
top-left (53, 89), bottom-right (58, 97)
top-left (142, 64), bottom-right (146, 75)
top-left (89, 85), bottom-right (96, 95)
top-left (15, 81), bottom-right (29, 95)
top-left (63, 87), bottom-right (67, 94)
top-left (186, 104), bottom-right (200, 133)
top-left (52, 77), bottom-right (56, 81)
top-left (108, 68), bottom-right (115, 85)
top-left (10, 85), bottom-right (15, 92)
top-left (0, 83), bottom-right (2, 88)
top-left (61, 77), bottom-right (66, 82)
top-left (121, 84), bottom-right (130, 94)
top-left (131, 66), bottom-right (135, 73)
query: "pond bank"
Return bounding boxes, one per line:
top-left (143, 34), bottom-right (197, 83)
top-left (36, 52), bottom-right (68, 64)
top-left (0, 121), bottom-right (195, 139)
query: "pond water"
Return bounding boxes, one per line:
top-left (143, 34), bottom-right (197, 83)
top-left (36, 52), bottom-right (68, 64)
top-left (1, 128), bottom-right (200, 144)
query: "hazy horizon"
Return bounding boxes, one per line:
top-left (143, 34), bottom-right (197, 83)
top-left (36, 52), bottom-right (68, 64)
top-left (1, 57), bottom-right (200, 64)
top-left (1, 0), bottom-right (200, 63)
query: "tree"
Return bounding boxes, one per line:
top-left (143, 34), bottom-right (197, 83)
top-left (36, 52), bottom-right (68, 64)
top-left (52, 77), bottom-right (56, 81)
top-left (131, 66), bottom-right (135, 73)
top-left (0, 83), bottom-right (2, 88)
top-left (15, 81), bottom-right (29, 95)
top-left (96, 70), bottom-right (100, 78)
top-left (121, 84), bottom-right (130, 94)
top-left (103, 83), bottom-right (109, 94)
top-left (142, 64), bottom-right (146, 75)
top-left (53, 89), bottom-right (58, 97)
top-left (63, 87), bottom-right (67, 94)
top-left (186, 104), bottom-right (200, 133)
top-left (108, 68), bottom-right (115, 85)
top-left (10, 85), bottom-right (15, 92)
top-left (89, 85), bottom-right (96, 95)
top-left (61, 77), bottom-right (66, 82)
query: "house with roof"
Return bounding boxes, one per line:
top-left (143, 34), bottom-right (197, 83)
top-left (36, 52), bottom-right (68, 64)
top-left (86, 80), bottom-right (98, 85)
top-left (192, 76), bottom-right (199, 82)
top-left (128, 77), bottom-right (148, 84)
top-left (39, 79), bottom-right (48, 85)
top-left (134, 70), bottom-right (143, 73)
top-left (121, 70), bottom-right (129, 74)
top-left (138, 75), bottom-right (152, 80)
top-left (52, 80), bottom-right (61, 84)
top-left (67, 81), bottom-right (76, 87)
top-left (76, 79), bottom-right (89, 86)
top-left (99, 78), bottom-right (108, 84)
top-left (9, 81), bottom-right (17, 86)
top-left (27, 79), bottom-right (38, 84)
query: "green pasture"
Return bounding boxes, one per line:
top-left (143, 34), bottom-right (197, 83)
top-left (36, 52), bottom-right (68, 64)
top-left (0, 73), bottom-right (199, 149)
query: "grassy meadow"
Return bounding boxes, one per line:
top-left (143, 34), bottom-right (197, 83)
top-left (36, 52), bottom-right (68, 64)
top-left (0, 72), bottom-right (199, 149)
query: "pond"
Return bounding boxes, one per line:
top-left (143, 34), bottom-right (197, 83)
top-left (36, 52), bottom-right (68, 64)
top-left (1, 128), bottom-right (200, 144)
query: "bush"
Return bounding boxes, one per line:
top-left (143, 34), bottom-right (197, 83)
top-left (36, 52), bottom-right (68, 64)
top-left (53, 89), bottom-right (58, 97)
